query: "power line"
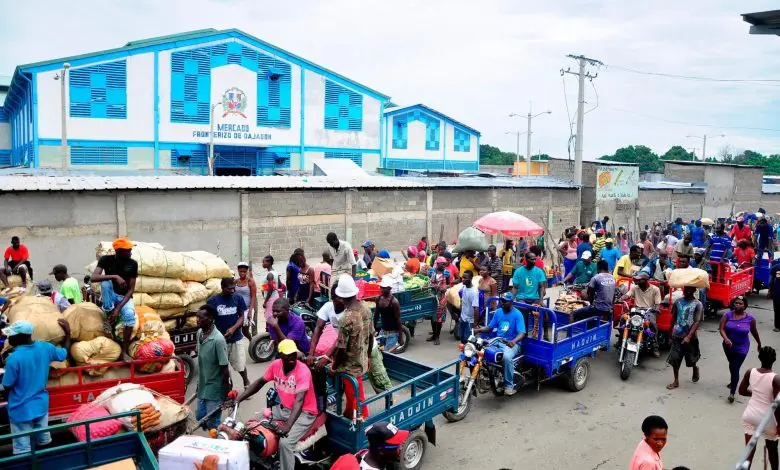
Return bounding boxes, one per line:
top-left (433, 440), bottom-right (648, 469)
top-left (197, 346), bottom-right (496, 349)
top-left (607, 106), bottom-right (780, 132)
top-left (607, 64), bottom-right (780, 86)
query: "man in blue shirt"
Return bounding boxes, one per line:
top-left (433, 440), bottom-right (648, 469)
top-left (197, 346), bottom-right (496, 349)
top-left (691, 220), bottom-right (706, 248)
top-left (599, 238), bottom-right (622, 272)
top-left (705, 225), bottom-right (733, 282)
top-left (207, 277), bottom-right (250, 387)
top-left (511, 252), bottom-right (547, 305)
top-left (672, 218), bottom-right (684, 239)
top-left (753, 217), bottom-right (774, 262)
top-left (576, 233), bottom-right (593, 260)
top-left (475, 292), bottom-right (526, 395)
top-left (2, 320), bottom-right (70, 454)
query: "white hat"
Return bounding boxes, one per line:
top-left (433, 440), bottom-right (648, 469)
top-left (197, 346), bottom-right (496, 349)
top-left (335, 274), bottom-right (359, 297)
top-left (379, 276), bottom-right (395, 288)
top-left (581, 251), bottom-right (592, 260)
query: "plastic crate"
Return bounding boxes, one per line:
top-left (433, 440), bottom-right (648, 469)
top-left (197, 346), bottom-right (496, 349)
top-left (357, 280), bottom-right (381, 299)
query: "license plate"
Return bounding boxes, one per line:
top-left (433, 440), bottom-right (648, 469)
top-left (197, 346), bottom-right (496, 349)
top-left (626, 342), bottom-right (638, 353)
top-left (173, 332), bottom-right (196, 345)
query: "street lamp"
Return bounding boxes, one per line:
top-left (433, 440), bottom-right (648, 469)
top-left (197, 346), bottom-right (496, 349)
top-left (208, 102), bottom-right (223, 176)
top-left (686, 134), bottom-right (725, 161)
top-left (509, 103), bottom-right (552, 176)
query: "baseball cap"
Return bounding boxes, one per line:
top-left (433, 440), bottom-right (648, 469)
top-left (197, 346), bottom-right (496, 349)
top-left (112, 237), bottom-right (133, 250)
top-left (237, 261), bottom-right (250, 268)
top-left (362, 240), bottom-right (375, 248)
top-left (37, 279), bottom-right (53, 294)
top-left (378, 249), bottom-right (390, 258)
top-left (277, 339), bottom-right (299, 356)
top-left (50, 264), bottom-right (68, 275)
top-left (366, 422), bottom-right (410, 447)
top-left (501, 292), bottom-right (514, 302)
top-left (3, 320), bottom-right (34, 337)
top-left (581, 251), bottom-right (592, 260)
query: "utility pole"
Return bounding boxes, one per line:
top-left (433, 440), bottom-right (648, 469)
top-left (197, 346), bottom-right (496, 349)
top-left (562, 55), bottom-right (602, 185)
top-left (504, 131), bottom-right (526, 175)
top-left (686, 134), bottom-right (725, 161)
top-left (509, 103), bottom-right (551, 177)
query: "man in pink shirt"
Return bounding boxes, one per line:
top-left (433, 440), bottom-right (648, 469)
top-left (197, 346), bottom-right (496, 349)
top-left (312, 251), bottom-right (333, 295)
top-left (235, 339), bottom-right (317, 470)
top-left (629, 415), bottom-right (667, 470)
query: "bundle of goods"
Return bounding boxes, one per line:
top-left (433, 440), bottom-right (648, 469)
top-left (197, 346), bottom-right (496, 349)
top-left (554, 294), bottom-right (589, 314)
top-left (63, 302), bottom-right (106, 341)
top-left (667, 268), bottom-right (710, 289)
top-left (114, 306), bottom-right (170, 342)
top-left (90, 240), bottom-right (232, 319)
top-left (130, 336), bottom-right (176, 373)
top-left (70, 336), bottom-right (122, 376)
top-left (402, 275), bottom-right (430, 291)
top-left (453, 226), bottom-right (489, 253)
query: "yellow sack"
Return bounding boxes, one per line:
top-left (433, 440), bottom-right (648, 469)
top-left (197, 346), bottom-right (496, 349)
top-left (185, 300), bottom-right (207, 313)
top-left (668, 268), bottom-right (710, 289)
top-left (163, 319), bottom-right (177, 331)
top-left (7, 297), bottom-right (65, 344)
top-left (0, 275), bottom-right (23, 289)
top-left (96, 242), bottom-right (185, 279)
top-left (185, 316), bottom-right (197, 328)
top-left (204, 278), bottom-right (222, 295)
top-left (180, 251), bottom-right (232, 281)
top-left (132, 292), bottom-right (184, 310)
top-left (446, 283), bottom-right (463, 310)
top-left (49, 359), bottom-right (70, 377)
top-left (70, 337), bottom-right (122, 376)
top-left (115, 310), bottom-right (170, 341)
top-left (181, 281), bottom-right (210, 305)
top-left (63, 303), bottom-right (106, 341)
top-left (84, 366), bottom-right (132, 383)
top-left (134, 276), bottom-right (186, 294)
top-left (156, 307), bottom-right (186, 320)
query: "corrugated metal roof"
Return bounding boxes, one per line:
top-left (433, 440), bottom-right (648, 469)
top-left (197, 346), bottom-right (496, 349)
top-left (0, 175), bottom-right (428, 192)
top-left (639, 181), bottom-right (706, 192)
top-left (663, 160), bottom-right (764, 169)
top-left (763, 184), bottom-right (780, 194)
top-left (402, 175), bottom-right (578, 189)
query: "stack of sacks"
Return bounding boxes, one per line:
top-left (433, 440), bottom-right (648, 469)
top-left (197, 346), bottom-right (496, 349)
top-left (91, 241), bottom-right (231, 320)
top-left (6, 297), bottom-right (68, 376)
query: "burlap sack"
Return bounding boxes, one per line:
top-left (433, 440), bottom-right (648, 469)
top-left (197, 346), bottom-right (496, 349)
top-left (668, 268), bottom-right (710, 289)
top-left (71, 337), bottom-right (122, 376)
top-left (8, 297), bottom-right (65, 344)
top-left (204, 278), bottom-right (222, 295)
top-left (134, 276), bottom-right (186, 294)
top-left (132, 292), bottom-right (185, 310)
top-left (181, 281), bottom-right (209, 305)
top-left (63, 303), bottom-right (106, 341)
top-left (180, 251), bottom-right (232, 281)
top-left (97, 242), bottom-right (187, 279)
top-left (156, 308), bottom-right (186, 320)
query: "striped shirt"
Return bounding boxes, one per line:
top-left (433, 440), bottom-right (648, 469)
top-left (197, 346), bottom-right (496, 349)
top-left (708, 234), bottom-right (732, 262)
top-left (592, 237), bottom-right (606, 258)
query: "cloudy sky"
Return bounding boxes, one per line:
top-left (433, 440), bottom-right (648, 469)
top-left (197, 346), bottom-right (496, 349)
top-left (1, 0), bottom-right (778, 159)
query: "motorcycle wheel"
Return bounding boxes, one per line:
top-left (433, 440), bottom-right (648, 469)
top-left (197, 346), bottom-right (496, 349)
top-left (248, 333), bottom-right (275, 363)
top-left (620, 351), bottom-right (636, 381)
top-left (565, 357), bottom-right (590, 391)
top-left (392, 325), bottom-right (412, 354)
top-left (488, 366), bottom-right (505, 396)
top-left (442, 384), bottom-right (472, 422)
top-left (177, 354), bottom-right (197, 387)
top-left (401, 429), bottom-right (428, 470)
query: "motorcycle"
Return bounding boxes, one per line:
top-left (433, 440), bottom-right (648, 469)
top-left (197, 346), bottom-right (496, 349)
top-left (442, 333), bottom-right (489, 422)
top-left (616, 307), bottom-right (658, 381)
top-left (249, 303), bottom-right (317, 363)
top-left (217, 388), bottom-right (330, 469)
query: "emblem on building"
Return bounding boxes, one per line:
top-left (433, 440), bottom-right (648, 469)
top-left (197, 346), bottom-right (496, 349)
top-left (222, 87), bottom-right (247, 118)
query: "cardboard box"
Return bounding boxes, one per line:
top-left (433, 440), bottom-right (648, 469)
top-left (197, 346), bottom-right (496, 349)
top-left (158, 436), bottom-right (250, 470)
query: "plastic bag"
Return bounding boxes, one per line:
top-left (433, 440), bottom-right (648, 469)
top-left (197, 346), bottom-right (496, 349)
top-left (314, 324), bottom-right (338, 356)
top-left (453, 227), bottom-right (489, 253)
top-left (130, 337), bottom-right (175, 373)
top-left (67, 404), bottom-right (123, 441)
top-left (63, 303), bottom-right (107, 342)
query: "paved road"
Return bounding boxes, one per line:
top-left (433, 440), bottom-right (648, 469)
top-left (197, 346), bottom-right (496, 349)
top-left (212, 286), bottom-right (780, 469)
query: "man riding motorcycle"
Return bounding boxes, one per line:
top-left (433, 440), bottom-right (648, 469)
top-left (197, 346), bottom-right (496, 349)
top-left (620, 272), bottom-right (662, 357)
top-left (473, 292), bottom-right (526, 396)
top-left (234, 339), bottom-right (318, 470)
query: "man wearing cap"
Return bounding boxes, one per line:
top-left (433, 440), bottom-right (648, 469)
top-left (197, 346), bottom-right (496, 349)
top-left (361, 241), bottom-right (376, 270)
top-left (622, 272), bottom-right (662, 310)
top-left (2, 319), bottom-right (71, 454)
top-left (51, 264), bottom-right (82, 304)
top-left (705, 225), bottom-right (733, 281)
top-left (37, 280), bottom-right (71, 313)
top-left (360, 422), bottom-right (409, 470)
top-left (730, 216), bottom-right (753, 244)
top-left (474, 292), bottom-right (526, 395)
top-left (236, 339), bottom-right (317, 470)
top-left (332, 274), bottom-right (374, 418)
top-left (571, 260), bottom-right (616, 323)
top-left (327, 232), bottom-right (357, 278)
top-left (91, 237), bottom-right (138, 361)
top-left (377, 277), bottom-right (404, 352)
top-left (3, 236), bottom-right (31, 289)
top-left (563, 251), bottom-right (596, 285)
top-left (599, 238), bottom-right (621, 273)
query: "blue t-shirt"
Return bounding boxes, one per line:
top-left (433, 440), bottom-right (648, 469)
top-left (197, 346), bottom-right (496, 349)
top-left (2, 341), bottom-right (67, 423)
top-left (599, 247), bottom-right (621, 272)
top-left (691, 227), bottom-right (706, 248)
top-left (708, 234), bottom-right (733, 262)
top-left (577, 242), bottom-right (593, 259)
top-left (512, 266), bottom-right (547, 301)
top-left (207, 293), bottom-right (247, 343)
top-left (488, 307), bottom-right (526, 341)
top-left (672, 223), bottom-right (683, 239)
top-left (755, 224), bottom-right (774, 250)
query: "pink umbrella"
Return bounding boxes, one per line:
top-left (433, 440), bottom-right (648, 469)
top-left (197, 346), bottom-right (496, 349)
top-left (473, 211), bottom-right (544, 238)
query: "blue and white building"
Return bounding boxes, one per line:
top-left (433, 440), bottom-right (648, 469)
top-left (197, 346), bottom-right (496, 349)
top-left (0, 28), bottom-right (480, 175)
top-left (383, 104), bottom-right (480, 171)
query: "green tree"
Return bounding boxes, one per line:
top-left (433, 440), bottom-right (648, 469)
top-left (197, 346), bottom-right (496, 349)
top-left (479, 144), bottom-right (518, 165)
top-left (661, 145), bottom-right (696, 162)
top-left (599, 145), bottom-right (661, 172)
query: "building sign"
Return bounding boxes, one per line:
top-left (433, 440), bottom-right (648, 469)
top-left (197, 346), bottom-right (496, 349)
top-left (190, 87), bottom-right (273, 142)
top-left (222, 87), bottom-right (247, 118)
top-left (192, 125), bottom-right (272, 141)
top-left (596, 165), bottom-right (638, 200)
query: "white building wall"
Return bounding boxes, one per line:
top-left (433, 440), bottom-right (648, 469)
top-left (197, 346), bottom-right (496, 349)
top-left (304, 151), bottom-right (325, 171)
top-left (303, 70), bottom-right (380, 149)
top-left (37, 54), bottom-right (155, 141)
top-left (444, 123), bottom-right (478, 162)
top-left (384, 116), bottom-right (444, 161)
top-left (158, 39), bottom-right (302, 147)
top-left (0, 122), bottom-right (10, 150)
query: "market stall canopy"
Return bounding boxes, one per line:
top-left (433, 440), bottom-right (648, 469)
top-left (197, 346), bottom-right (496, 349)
top-left (473, 211), bottom-right (544, 237)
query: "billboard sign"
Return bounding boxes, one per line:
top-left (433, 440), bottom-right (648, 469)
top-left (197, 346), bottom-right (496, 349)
top-left (596, 165), bottom-right (638, 200)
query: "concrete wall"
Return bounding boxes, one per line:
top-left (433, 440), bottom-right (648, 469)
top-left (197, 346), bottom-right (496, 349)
top-left (664, 162), bottom-right (763, 218)
top-left (637, 190), bottom-right (705, 227)
top-left (0, 185), bottom-right (580, 285)
top-left (761, 193), bottom-right (780, 214)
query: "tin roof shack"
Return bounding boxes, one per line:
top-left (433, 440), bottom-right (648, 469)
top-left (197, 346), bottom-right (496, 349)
top-left (663, 161), bottom-right (764, 217)
top-left (548, 158), bottom-right (639, 230)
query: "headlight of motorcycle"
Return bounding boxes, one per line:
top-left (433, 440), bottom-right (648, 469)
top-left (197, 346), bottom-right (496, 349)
top-left (464, 343), bottom-right (476, 358)
top-left (630, 315), bottom-right (643, 328)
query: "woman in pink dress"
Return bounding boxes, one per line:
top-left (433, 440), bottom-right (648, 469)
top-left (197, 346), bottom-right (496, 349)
top-left (739, 346), bottom-right (780, 470)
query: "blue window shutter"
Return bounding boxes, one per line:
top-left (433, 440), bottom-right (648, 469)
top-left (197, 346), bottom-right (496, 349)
top-left (171, 50), bottom-right (210, 124)
top-left (69, 60), bottom-right (127, 119)
top-left (324, 80), bottom-right (362, 131)
top-left (454, 128), bottom-right (471, 152)
top-left (256, 52), bottom-right (291, 128)
top-left (392, 117), bottom-right (408, 149)
top-left (71, 146), bottom-right (128, 165)
top-left (324, 151), bottom-right (362, 166)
